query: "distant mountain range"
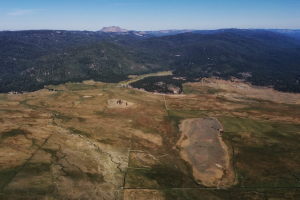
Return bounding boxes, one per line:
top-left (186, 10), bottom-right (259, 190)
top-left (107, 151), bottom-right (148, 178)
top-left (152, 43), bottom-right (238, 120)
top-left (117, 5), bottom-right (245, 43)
top-left (0, 27), bottom-right (300, 93)
top-left (98, 26), bottom-right (300, 39)
top-left (270, 29), bottom-right (300, 40)
top-left (100, 26), bottom-right (129, 33)
top-left (98, 26), bottom-right (195, 37)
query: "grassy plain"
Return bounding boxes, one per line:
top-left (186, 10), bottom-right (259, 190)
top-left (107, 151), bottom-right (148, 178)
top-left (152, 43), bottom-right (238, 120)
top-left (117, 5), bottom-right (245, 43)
top-left (0, 76), bottom-right (299, 199)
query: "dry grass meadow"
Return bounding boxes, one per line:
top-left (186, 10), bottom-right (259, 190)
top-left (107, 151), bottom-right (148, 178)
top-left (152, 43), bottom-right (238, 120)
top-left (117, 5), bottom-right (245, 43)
top-left (0, 77), bottom-right (299, 199)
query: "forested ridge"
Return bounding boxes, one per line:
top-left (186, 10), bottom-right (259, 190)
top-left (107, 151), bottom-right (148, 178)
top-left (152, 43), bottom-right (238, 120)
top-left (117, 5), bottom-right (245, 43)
top-left (1, 29), bottom-right (299, 93)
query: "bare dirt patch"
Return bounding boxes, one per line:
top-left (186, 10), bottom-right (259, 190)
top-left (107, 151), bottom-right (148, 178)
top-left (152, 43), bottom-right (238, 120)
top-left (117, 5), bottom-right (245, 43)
top-left (107, 99), bottom-right (134, 109)
top-left (129, 151), bottom-right (160, 168)
top-left (132, 130), bottom-right (163, 146)
top-left (176, 118), bottom-right (235, 188)
top-left (196, 78), bottom-right (300, 104)
top-left (83, 95), bottom-right (93, 98)
top-left (124, 189), bottom-right (165, 200)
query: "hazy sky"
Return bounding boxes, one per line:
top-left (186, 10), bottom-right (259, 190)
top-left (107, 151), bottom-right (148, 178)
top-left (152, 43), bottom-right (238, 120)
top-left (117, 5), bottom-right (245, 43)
top-left (0, 0), bottom-right (300, 31)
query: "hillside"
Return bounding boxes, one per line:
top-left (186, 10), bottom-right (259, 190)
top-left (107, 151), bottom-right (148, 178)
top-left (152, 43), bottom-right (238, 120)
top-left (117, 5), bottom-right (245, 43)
top-left (1, 29), bottom-right (300, 93)
top-left (131, 30), bottom-right (300, 92)
top-left (0, 30), bottom-right (160, 92)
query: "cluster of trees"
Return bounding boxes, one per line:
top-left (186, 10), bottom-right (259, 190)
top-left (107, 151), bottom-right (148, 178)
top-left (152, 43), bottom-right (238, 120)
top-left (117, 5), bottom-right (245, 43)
top-left (130, 76), bottom-right (186, 94)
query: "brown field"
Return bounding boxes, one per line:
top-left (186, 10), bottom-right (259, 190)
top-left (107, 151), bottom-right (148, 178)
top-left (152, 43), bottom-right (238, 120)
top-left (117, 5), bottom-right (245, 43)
top-left (192, 78), bottom-right (300, 104)
top-left (177, 118), bottom-right (235, 188)
top-left (0, 77), bottom-right (299, 199)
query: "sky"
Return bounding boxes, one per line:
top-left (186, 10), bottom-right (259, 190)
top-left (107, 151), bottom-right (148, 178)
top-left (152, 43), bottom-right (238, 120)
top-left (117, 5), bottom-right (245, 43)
top-left (0, 0), bottom-right (300, 31)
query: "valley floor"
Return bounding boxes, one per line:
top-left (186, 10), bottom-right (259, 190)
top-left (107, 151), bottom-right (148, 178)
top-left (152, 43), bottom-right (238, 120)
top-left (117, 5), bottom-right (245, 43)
top-left (0, 78), bottom-right (299, 200)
